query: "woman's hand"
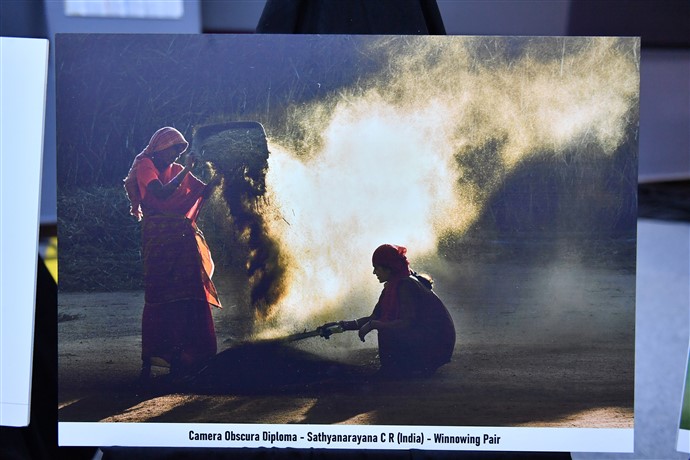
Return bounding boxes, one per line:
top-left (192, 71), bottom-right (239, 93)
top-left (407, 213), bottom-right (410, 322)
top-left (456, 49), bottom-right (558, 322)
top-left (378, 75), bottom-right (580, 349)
top-left (358, 320), bottom-right (376, 342)
top-left (338, 320), bottom-right (359, 331)
top-left (184, 152), bottom-right (197, 169)
top-left (318, 322), bottom-right (340, 339)
top-left (206, 173), bottom-right (222, 189)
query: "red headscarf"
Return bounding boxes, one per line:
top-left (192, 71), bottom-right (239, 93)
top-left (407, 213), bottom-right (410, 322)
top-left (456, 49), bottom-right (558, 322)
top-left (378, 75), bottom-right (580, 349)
top-left (123, 127), bottom-right (189, 220)
top-left (372, 244), bottom-right (411, 277)
top-left (373, 244), bottom-right (412, 321)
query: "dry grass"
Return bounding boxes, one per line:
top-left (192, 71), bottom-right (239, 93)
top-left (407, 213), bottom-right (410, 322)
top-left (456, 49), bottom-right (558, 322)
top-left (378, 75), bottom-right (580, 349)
top-left (58, 186), bottom-right (143, 291)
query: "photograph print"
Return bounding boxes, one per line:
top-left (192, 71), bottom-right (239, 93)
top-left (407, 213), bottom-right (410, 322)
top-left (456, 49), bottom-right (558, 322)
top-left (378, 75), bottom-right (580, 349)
top-left (56, 33), bottom-right (639, 451)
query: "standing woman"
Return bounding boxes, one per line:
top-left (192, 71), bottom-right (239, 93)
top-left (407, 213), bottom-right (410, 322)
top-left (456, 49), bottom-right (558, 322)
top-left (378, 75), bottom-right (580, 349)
top-left (335, 244), bottom-right (456, 377)
top-left (124, 126), bottom-right (221, 380)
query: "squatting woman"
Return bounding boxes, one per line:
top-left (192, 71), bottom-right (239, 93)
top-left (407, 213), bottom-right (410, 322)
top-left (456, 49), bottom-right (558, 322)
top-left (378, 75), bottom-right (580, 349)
top-left (330, 244), bottom-right (456, 377)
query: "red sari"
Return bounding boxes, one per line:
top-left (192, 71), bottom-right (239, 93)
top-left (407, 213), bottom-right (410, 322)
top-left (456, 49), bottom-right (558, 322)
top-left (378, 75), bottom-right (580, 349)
top-left (133, 154), bottom-right (221, 370)
top-left (369, 244), bottom-right (455, 374)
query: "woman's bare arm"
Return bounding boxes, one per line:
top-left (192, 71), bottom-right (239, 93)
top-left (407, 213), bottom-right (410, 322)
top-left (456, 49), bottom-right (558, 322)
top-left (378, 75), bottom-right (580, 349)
top-left (359, 281), bottom-right (416, 341)
top-left (146, 156), bottom-right (195, 200)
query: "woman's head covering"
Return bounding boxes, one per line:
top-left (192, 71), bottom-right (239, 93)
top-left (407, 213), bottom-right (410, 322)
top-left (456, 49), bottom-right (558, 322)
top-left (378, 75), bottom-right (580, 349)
top-left (372, 244), bottom-right (410, 277)
top-left (143, 127), bottom-right (189, 156)
top-left (123, 127), bottom-right (189, 221)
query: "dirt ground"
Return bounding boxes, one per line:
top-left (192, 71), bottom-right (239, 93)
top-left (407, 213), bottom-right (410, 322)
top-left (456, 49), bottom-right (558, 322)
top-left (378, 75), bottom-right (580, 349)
top-left (57, 254), bottom-right (635, 428)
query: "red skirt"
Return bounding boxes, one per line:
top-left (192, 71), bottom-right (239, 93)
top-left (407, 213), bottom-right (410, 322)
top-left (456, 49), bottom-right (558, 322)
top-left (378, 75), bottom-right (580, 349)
top-left (141, 215), bottom-right (219, 367)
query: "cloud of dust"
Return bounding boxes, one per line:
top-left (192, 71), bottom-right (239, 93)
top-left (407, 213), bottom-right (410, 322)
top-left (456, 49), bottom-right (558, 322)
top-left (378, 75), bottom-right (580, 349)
top-left (254, 36), bottom-right (639, 337)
